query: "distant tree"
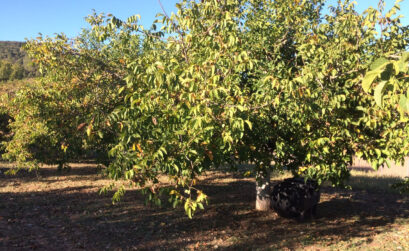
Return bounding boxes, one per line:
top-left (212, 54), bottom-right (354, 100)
top-left (0, 61), bottom-right (12, 81)
top-left (9, 63), bottom-right (24, 80)
top-left (1, 19), bottom-right (140, 170)
top-left (0, 41), bottom-right (37, 80)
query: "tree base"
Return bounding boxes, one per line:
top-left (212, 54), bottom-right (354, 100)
top-left (256, 197), bottom-right (271, 211)
top-left (255, 169), bottom-right (271, 211)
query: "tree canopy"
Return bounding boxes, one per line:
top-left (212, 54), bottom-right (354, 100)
top-left (2, 0), bottom-right (409, 217)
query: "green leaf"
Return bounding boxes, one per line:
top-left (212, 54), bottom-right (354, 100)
top-left (399, 94), bottom-right (409, 113)
top-left (187, 208), bottom-right (192, 219)
top-left (374, 81), bottom-right (387, 107)
top-left (97, 131), bottom-right (104, 139)
top-left (399, 52), bottom-right (409, 63)
top-left (396, 52), bottom-right (409, 73)
top-left (370, 57), bottom-right (388, 71)
top-left (380, 63), bottom-right (394, 81)
top-left (362, 71), bottom-right (378, 92)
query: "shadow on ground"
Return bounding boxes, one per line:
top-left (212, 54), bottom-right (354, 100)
top-left (0, 165), bottom-right (408, 250)
top-left (0, 163), bottom-right (103, 179)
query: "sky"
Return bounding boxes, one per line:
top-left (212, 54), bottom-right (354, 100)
top-left (1, 0), bottom-right (408, 42)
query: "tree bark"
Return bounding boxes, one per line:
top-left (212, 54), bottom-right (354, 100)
top-left (255, 168), bottom-right (271, 211)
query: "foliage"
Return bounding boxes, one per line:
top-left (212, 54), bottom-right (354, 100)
top-left (363, 51), bottom-right (409, 112)
top-left (3, 0), bottom-right (409, 217)
top-left (102, 0), bottom-right (409, 214)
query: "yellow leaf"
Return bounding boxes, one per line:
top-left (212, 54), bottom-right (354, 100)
top-left (136, 144), bottom-right (143, 153)
top-left (86, 125), bottom-right (92, 136)
top-left (197, 191), bottom-right (207, 202)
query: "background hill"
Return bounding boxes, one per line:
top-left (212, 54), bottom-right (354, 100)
top-left (0, 41), bottom-right (38, 81)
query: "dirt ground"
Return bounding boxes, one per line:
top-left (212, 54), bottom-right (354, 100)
top-left (1, 163), bottom-right (409, 250)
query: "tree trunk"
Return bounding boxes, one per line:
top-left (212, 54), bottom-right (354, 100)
top-left (255, 168), bottom-right (271, 211)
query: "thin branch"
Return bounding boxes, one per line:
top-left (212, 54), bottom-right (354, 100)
top-left (157, 0), bottom-right (190, 63)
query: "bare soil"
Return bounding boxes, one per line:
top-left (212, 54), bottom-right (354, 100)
top-left (0, 163), bottom-right (408, 250)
